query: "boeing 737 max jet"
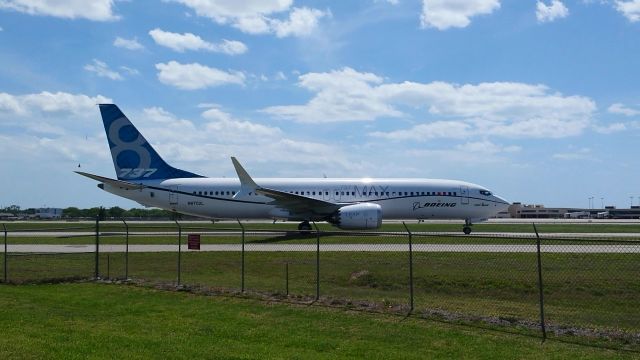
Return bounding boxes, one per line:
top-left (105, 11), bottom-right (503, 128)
top-left (77, 104), bottom-right (510, 234)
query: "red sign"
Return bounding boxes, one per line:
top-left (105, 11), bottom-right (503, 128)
top-left (187, 234), bottom-right (200, 250)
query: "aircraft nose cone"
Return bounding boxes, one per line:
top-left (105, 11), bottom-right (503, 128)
top-left (494, 195), bottom-right (510, 211)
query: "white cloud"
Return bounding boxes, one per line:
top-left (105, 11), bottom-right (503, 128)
top-left (0, 0), bottom-right (118, 21)
top-left (217, 39), bottom-right (248, 55)
top-left (201, 106), bottom-right (282, 141)
top-left (134, 105), bottom-right (350, 171)
top-left (615, 0), bottom-right (640, 22)
top-left (83, 59), bottom-right (123, 80)
top-left (264, 67), bottom-right (596, 139)
top-left (536, 1), bottom-right (569, 23)
top-left (608, 103), bottom-right (640, 116)
top-left (113, 37), bottom-right (144, 50)
top-left (593, 122), bottom-right (626, 134)
top-left (263, 67), bottom-right (402, 122)
top-left (552, 147), bottom-right (592, 160)
top-left (271, 7), bottom-right (328, 38)
top-left (173, 0), bottom-right (328, 37)
top-left (119, 66), bottom-right (139, 76)
top-left (0, 91), bottom-right (111, 121)
top-left (420, 0), bottom-right (500, 30)
top-left (155, 61), bottom-right (245, 90)
top-left (407, 141), bottom-right (520, 164)
top-left (0, 26), bottom-right (3, 31)
top-left (148, 28), bottom-right (247, 55)
top-left (370, 121), bottom-right (471, 140)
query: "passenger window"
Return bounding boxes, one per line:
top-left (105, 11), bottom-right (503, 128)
top-left (325, 192), bottom-right (329, 195)
top-left (392, 192), bottom-right (396, 196)
top-left (198, 191), bottom-right (202, 195)
top-left (150, 192), bottom-right (154, 198)
top-left (375, 192), bottom-right (378, 196)
top-left (336, 192), bottom-right (339, 195)
top-left (410, 192), bottom-right (414, 196)
top-left (404, 192), bottom-right (408, 196)
top-left (313, 191), bottom-right (316, 195)
top-left (352, 192), bottom-right (355, 196)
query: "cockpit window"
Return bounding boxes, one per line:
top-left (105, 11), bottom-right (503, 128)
top-left (479, 190), bottom-right (492, 196)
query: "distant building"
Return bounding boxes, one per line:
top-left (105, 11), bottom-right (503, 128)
top-left (35, 208), bottom-right (63, 219)
top-left (504, 203), bottom-right (640, 219)
top-left (0, 212), bottom-right (16, 220)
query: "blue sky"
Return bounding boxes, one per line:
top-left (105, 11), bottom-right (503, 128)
top-left (1, 0), bottom-right (639, 210)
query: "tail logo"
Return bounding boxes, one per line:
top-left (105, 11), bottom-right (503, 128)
top-left (108, 117), bottom-right (157, 179)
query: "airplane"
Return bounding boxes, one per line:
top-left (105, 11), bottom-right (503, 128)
top-left (77, 104), bottom-right (510, 234)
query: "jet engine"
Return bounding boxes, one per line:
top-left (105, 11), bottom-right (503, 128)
top-left (329, 203), bottom-right (382, 230)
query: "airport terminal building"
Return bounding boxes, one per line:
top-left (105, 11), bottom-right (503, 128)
top-left (503, 203), bottom-right (640, 219)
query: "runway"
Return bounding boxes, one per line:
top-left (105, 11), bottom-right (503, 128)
top-left (6, 231), bottom-right (640, 239)
top-left (4, 244), bottom-right (639, 253)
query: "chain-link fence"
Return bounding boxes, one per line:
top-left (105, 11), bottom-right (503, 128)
top-left (2, 220), bottom-right (639, 350)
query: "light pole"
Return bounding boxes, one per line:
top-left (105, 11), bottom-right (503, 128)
top-left (631, 196), bottom-right (635, 208)
top-left (600, 197), bottom-right (604, 209)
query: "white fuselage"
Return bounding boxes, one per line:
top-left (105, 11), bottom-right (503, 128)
top-left (101, 177), bottom-right (510, 223)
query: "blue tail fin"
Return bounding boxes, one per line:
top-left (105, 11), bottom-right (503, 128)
top-left (99, 104), bottom-right (203, 180)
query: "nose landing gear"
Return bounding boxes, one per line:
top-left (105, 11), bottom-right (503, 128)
top-left (463, 220), bottom-right (473, 235)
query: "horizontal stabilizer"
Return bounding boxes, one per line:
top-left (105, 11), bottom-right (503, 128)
top-left (75, 171), bottom-right (146, 190)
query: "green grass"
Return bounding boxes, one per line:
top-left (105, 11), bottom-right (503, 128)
top-left (0, 283), bottom-right (635, 359)
top-left (4, 220), bottom-right (640, 234)
top-left (4, 250), bottom-right (639, 341)
top-left (6, 231), bottom-right (640, 246)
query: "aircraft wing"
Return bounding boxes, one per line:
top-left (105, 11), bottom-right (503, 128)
top-left (257, 187), bottom-right (340, 216)
top-left (75, 171), bottom-right (146, 190)
top-left (231, 157), bottom-right (340, 217)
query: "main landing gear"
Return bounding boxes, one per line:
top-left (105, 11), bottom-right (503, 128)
top-left (463, 220), bottom-right (473, 235)
top-left (298, 220), bottom-right (312, 232)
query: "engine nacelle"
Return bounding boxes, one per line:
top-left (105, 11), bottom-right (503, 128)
top-left (330, 203), bottom-right (383, 230)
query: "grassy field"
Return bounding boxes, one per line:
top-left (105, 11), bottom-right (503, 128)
top-left (0, 283), bottom-right (635, 359)
top-left (4, 220), bottom-right (640, 234)
top-left (3, 250), bottom-right (639, 344)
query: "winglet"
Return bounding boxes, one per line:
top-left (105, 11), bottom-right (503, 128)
top-left (231, 157), bottom-right (258, 198)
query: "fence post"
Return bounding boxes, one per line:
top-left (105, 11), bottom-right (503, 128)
top-left (533, 223), bottom-right (547, 341)
top-left (313, 222), bottom-right (320, 301)
top-left (402, 222), bottom-right (414, 314)
top-left (175, 220), bottom-right (182, 286)
top-left (237, 219), bottom-right (245, 293)
top-left (3, 224), bottom-right (7, 283)
top-left (95, 215), bottom-right (100, 279)
top-left (285, 262), bottom-right (289, 296)
top-left (121, 219), bottom-right (129, 280)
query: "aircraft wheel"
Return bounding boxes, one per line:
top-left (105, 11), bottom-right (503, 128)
top-left (298, 221), bottom-right (312, 232)
top-left (463, 226), bottom-right (472, 235)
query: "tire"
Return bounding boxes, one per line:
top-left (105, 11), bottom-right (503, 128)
top-left (463, 226), bottom-right (472, 235)
top-left (298, 221), bottom-right (312, 232)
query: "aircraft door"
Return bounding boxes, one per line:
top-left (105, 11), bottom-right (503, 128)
top-left (460, 186), bottom-right (469, 205)
top-left (169, 186), bottom-right (179, 208)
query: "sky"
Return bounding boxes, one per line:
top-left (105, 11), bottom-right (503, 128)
top-left (0, 0), bottom-right (639, 210)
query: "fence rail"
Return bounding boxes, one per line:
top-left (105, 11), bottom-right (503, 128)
top-left (2, 219), bottom-right (639, 350)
